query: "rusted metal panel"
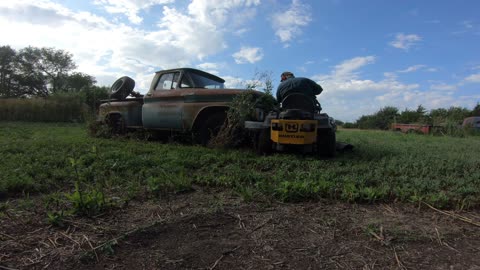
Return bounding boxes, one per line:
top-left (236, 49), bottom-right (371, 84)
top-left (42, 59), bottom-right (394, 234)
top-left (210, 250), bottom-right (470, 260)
top-left (99, 99), bottom-right (143, 127)
top-left (391, 123), bottom-right (431, 134)
top-left (142, 88), bottom-right (245, 130)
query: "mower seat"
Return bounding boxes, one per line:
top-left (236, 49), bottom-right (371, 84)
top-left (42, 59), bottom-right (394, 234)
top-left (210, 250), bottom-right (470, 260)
top-left (281, 93), bottom-right (319, 114)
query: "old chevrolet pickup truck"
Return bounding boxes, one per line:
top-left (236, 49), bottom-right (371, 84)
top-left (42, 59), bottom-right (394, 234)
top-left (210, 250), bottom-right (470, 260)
top-left (98, 68), bottom-right (259, 144)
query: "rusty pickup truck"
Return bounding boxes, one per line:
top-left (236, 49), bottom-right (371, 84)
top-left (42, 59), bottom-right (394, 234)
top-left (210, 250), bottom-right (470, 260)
top-left (98, 68), bottom-right (259, 144)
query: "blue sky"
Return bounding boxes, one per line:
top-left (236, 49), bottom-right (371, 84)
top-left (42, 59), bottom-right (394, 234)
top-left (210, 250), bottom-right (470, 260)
top-left (1, 0), bottom-right (479, 121)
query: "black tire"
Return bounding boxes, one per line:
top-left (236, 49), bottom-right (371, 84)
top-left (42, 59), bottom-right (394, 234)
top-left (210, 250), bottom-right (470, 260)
top-left (110, 76), bottom-right (135, 100)
top-left (199, 113), bottom-right (226, 146)
top-left (256, 128), bottom-right (273, 155)
top-left (107, 114), bottom-right (126, 135)
top-left (317, 129), bottom-right (336, 158)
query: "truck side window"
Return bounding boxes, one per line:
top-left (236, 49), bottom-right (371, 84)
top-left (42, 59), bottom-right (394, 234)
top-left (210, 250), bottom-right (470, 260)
top-left (172, 72), bottom-right (180, 89)
top-left (180, 74), bottom-right (194, 88)
top-left (155, 72), bottom-right (180, 90)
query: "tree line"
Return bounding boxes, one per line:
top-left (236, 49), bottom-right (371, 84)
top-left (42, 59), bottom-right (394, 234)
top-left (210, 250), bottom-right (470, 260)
top-left (342, 104), bottom-right (480, 130)
top-left (0, 45), bottom-right (109, 112)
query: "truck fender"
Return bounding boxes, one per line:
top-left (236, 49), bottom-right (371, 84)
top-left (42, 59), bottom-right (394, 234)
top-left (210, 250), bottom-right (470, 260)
top-left (191, 106), bottom-right (229, 132)
top-left (191, 106), bottom-right (229, 145)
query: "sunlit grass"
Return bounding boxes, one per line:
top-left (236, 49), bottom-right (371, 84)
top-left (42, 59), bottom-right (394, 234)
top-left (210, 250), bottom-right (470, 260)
top-left (1, 122), bottom-right (479, 209)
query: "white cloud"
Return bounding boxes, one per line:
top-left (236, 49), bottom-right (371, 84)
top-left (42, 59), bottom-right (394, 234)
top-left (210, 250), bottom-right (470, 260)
top-left (271, 0), bottom-right (312, 44)
top-left (310, 56), bottom-right (479, 121)
top-left (398, 65), bottom-right (426, 73)
top-left (188, 0), bottom-right (260, 27)
top-left (155, 6), bottom-right (226, 60)
top-left (461, 20), bottom-right (474, 29)
top-left (383, 72), bottom-right (397, 80)
top-left (93, 0), bottom-right (174, 24)
top-left (430, 83), bottom-right (457, 91)
top-left (0, 0), bottom-right (256, 92)
top-left (222, 76), bottom-right (245, 89)
top-left (234, 28), bottom-right (249, 36)
top-left (389, 33), bottom-right (422, 50)
top-left (310, 56), bottom-right (423, 121)
top-left (464, 73), bottom-right (480, 83)
top-left (332, 56), bottom-right (376, 78)
top-left (197, 62), bottom-right (219, 70)
top-left (233, 47), bottom-right (264, 64)
top-left (196, 62), bottom-right (226, 75)
top-left (313, 56), bottom-right (419, 94)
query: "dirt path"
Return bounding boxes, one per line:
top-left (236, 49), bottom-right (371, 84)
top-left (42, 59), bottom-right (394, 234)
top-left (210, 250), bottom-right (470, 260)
top-left (1, 189), bottom-right (480, 269)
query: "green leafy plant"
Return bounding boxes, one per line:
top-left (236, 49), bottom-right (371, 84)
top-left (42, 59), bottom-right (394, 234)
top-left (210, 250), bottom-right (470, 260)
top-left (147, 170), bottom-right (193, 197)
top-left (87, 119), bottom-right (114, 138)
top-left (234, 185), bottom-right (256, 202)
top-left (65, 182), bottom-right (109, 216)
top-left (0, 201), bottom-right (9, 218)
top-left (47, 210), bottom-right (66, 227)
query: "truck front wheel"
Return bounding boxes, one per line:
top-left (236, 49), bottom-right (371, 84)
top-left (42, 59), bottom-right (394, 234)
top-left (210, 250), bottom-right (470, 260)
top-left (199, 113), bottom-right (226, 146)
top-left (106, 114), bottom-right (126, 135)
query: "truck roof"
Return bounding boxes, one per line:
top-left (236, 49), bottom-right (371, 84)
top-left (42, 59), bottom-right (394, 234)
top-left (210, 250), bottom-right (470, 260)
top-left (155, 68), bottom-right (225, 84)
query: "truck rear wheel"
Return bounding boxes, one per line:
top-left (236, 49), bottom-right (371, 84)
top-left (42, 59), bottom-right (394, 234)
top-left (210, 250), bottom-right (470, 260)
top-left (317, 129), bottom-right (336, 158)
top-left (199, 113), bottom-right (226, 146)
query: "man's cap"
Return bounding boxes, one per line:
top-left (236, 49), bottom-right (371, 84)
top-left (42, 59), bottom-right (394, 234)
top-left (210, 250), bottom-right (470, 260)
top-left (281, 71), bottom-right (294, 77)
top-left (281, 71), bottom-right (295, 82)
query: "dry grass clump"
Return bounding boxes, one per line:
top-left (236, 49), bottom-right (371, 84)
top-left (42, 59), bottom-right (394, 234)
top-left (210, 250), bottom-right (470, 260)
top-left (0, 96), bottom-right (87, 122)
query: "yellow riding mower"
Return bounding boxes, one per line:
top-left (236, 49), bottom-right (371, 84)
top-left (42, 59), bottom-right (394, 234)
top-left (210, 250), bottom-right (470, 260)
top-left (245, 93), bottom-right (336, 157)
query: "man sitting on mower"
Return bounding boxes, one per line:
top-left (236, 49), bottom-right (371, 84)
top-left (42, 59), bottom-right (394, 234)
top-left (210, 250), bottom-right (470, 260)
top-left (276, 71), bottom-right (323, 113)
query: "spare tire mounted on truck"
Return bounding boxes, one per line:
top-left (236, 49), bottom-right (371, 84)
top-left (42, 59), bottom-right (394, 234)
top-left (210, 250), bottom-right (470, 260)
top-left (110, 76), bottom-right (135, 100)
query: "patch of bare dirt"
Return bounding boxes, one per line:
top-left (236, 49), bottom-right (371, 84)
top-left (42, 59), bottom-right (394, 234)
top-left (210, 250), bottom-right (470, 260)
top-left (1, 189), bottom-right (480, 269)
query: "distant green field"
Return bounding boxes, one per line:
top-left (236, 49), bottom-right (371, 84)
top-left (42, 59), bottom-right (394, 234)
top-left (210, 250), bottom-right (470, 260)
top-left (1, 122), bottom-right (479, 209)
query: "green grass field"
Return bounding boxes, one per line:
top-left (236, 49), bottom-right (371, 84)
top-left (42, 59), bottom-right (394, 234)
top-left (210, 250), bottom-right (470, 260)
top-left (1, 122), bottom-right (479, 210)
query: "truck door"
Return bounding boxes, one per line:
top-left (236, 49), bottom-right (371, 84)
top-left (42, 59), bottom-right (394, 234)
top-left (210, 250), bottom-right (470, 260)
top-left (142, 71), bottom-right (183, 130)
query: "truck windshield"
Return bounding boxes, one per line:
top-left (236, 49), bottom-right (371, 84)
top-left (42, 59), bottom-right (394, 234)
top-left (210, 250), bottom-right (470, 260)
top-left (189, 73), bottom-right (225, 89)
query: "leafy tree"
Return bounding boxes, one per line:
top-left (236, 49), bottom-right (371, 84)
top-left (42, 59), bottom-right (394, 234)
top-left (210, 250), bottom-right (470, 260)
top-left (342, 122), bottom-right (357, 129)
top-left (334, 119), bottom-right (344, 126)
top-left (375, 106), bottom-right (399, 129)
top-left (398, 109), bottom-right (418, 124)
top-left (63, 72), bottom-right (96, 92)
top-left (446, 106), bottom-right (471, 124)
top-left (83, 85), bottom-right (109, 112)
top-left (356, 114), bottom-right (376, 129)
top-left (429, 108), bottom-right (448, 125)
top-left (16, 46), bottom-right (76, 96)
top-left (0, 46), bottom-right (18, 97)
top-left (416, 104), bottom-right (426, 115)
top-left (471, 102), bottom-right (480, 116)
